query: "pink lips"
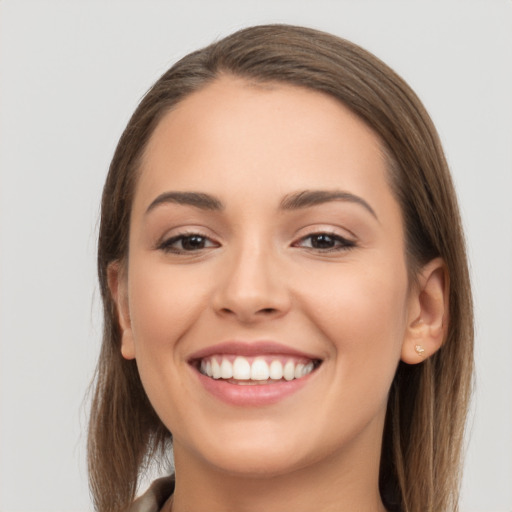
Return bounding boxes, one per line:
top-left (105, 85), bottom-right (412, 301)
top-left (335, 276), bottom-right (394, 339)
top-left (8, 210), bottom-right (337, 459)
top-left (188, 340), bottom-right (320, 361)
top-left (188, 340), bottom-right (321, 407)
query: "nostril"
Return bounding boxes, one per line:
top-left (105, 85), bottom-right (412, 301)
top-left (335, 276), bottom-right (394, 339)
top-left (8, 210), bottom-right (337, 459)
top-left (260, 308), bottom-right (277, 315)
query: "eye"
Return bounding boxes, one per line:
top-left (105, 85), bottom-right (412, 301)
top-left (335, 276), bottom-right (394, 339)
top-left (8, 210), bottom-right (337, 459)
top-left (158, 233), bottom-right (219, 254)
top-left (295, 232), bottom-right (356, 252)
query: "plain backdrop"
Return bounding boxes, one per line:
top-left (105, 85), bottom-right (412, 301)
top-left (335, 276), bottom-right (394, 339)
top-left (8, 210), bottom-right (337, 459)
top-left (1, 1), bottom-right (511, 511)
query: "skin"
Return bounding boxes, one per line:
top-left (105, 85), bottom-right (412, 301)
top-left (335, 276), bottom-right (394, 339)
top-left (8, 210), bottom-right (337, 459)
top-left (110, 76), bottom-right (447, 512)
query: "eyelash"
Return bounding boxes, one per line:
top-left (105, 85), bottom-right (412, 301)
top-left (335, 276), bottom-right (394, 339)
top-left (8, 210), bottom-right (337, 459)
top-left (293, 232), bottom-right (356, 252)
top-left (158, 231), bottom-right (356, 254)
top-left (157, 232), bottom-right (218, 254)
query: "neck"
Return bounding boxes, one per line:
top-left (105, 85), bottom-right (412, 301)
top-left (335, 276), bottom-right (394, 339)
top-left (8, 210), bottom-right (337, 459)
top-left (167, 420), bottom-right (387, 512)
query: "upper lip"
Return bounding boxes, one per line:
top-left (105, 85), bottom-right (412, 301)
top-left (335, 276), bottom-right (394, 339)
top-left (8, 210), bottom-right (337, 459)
top-left (187, 340), bottom-right (322, 362)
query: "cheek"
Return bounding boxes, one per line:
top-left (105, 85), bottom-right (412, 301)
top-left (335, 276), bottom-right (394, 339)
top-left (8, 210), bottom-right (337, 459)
top-left (306, 261), bottom-right (407, 331)
top-left (297, 258), bottom-right (409, 383)
top-left (281, 258), bottom-right (411, 452)
top-left (125, 258), bottom-right (210, 428)
top-left (127, 257), bottom-right (208, 357)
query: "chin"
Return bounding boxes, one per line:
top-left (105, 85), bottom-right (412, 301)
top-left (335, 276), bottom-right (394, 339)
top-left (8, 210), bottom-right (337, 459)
top-left (181, 422), bottom-right (336, 480)
top-left (203, 449), bottom-right (311, 479)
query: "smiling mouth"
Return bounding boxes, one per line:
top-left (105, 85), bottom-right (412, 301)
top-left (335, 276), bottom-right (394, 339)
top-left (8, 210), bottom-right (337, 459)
top-left (194, 355), bottom-right (322, 384)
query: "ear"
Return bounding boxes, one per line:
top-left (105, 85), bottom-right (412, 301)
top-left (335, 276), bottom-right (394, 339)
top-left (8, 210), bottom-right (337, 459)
top-left (401, 257), bottom-right (449, 364)
top-left (107, 261), bottom-right (136, 360)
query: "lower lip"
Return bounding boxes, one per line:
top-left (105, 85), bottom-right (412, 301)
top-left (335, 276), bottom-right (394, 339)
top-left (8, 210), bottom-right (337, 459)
top-left (193, 369), bottom-right (314, 406)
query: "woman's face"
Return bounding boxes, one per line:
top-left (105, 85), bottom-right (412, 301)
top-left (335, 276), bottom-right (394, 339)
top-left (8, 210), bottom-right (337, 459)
top-left (115, 76), bottom-right (417, 476)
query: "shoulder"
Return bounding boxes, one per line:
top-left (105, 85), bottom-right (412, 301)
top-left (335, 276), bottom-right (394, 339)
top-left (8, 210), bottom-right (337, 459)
top-left (127, 476), bottom-right (175, 512)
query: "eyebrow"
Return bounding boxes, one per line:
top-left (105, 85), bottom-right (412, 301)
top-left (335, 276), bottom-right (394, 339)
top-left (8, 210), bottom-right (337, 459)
top-left (145, 191), bottom-right (224, 214)
top-left (145, 189), bottom-right (377, 219)
top-left (279, 190), bottom-right (378, 219)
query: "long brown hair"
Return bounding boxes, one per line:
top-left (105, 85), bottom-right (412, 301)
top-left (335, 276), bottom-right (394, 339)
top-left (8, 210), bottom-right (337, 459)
top-left (88, 24), bottom-right (473, 512)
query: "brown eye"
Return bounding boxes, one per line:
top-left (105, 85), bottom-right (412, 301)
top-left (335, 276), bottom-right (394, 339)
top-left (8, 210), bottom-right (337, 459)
top-left (295, 232), bottom-right (356, 252)
top-left (310, 234), bottom-right (337, 249)
top-left (181, 235), bottom-right (208, 250)
top-left (159, 234), bottom-right (218, 253)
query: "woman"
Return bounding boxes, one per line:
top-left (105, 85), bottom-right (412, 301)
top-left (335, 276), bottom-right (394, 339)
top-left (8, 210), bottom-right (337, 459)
top-left (88, 24), bottom-right (473, 512)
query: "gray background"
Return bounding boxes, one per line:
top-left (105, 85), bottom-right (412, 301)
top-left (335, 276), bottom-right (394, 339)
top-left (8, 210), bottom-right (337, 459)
top-left (1, 1), bottom-right (511, 510)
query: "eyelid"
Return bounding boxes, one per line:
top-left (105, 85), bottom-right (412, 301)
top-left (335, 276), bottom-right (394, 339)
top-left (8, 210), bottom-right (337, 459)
top-left (292, 229), bottom-right (357, 253)
top-left (154, 224), bottom-right (220, 246)
top-left (156, 229), bottom-right (220, 254)
top-left (292, 222), bottom-right (357, 240)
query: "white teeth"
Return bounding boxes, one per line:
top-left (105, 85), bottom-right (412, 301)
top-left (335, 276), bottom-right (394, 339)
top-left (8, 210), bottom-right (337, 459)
top-left (269, 360), bottom-right (283, 380)
top-left (251, 358), bottom-right (270, 380)
top-left (220, 358), bottom-right (233, 379)
top-left (232, 356), bottom-right (251, 380)
top-left (304, 362), bottom-right (314, 376)
top-left (211, 358), bottom-right (221, 379)
top-left (283, 361), bottom-right (295, 381)
top-left (294, 363), bottom-right (305, 379)
top-left (199, 355), bottom-right (316, 381)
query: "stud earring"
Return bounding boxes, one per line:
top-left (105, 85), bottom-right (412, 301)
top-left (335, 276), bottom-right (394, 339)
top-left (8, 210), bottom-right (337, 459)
top-left (415, 344), bottom-right (425, 357)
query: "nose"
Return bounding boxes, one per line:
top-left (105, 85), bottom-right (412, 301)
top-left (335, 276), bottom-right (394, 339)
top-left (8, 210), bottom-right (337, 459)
top-left (212, 244), bottom-right (291, 324)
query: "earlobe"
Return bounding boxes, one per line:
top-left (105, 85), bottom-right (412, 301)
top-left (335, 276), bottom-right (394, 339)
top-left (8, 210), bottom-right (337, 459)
top-left (107, 261), bottom-right (136, 360)
top-left (401, 257), bottom-right (449, 364)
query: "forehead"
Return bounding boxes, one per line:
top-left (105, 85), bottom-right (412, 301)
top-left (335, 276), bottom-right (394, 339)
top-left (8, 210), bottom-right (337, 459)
top-left (135, 76), bottom-right (396, 219)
